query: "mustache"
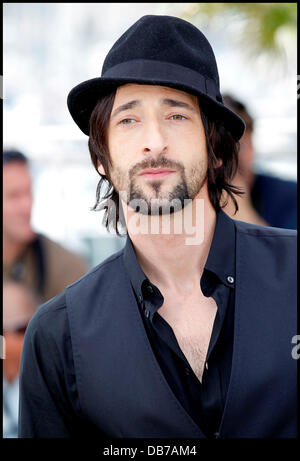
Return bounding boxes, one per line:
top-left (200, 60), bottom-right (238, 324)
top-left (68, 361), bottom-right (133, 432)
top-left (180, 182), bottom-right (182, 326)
top-left (129, 156), bottom-right (185, 179)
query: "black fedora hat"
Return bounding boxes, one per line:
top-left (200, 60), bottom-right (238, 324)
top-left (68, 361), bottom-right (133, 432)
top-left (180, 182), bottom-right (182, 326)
top-left (67, 15), bottom-right (245, 140)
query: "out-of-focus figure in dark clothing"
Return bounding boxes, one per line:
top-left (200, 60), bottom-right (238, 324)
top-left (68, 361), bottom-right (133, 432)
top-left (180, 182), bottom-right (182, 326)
top-left (3, 279), bottom-right (39, 437)
top-left (223, 94), bottom-right (297, 229)
top-left (3, 149), bottom-right (88, 303)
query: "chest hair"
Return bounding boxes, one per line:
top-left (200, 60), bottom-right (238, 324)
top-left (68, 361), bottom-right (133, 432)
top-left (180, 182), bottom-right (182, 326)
top-left (158, 292), bottom-right (217, 382)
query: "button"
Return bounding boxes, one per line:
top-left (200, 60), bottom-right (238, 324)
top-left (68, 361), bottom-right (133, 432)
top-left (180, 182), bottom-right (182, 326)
top-left (184, 367), bottom-right (191, 376)
top-left (227, 276), bottom-right (234, 284)
top-left (144, 309), bottom-right (150, 318)
top-left (146, 285), bottom-right (154, 294)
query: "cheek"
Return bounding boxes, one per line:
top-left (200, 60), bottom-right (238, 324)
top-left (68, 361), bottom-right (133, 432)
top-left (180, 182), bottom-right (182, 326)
top-left (108, 164), bottom-right (130, 193)
top-left (109, 155), bottom-right (130, 180)
top-left (3, 201), bottom-right (18, 223)
top-left (173, 122), bottom-right (206, 144)
top-left (109, 139), bottom-right (139, 176)
top-left (174, 131), bottom-right (207, 163)
top-left (108, 137), bottom-right (131, 167)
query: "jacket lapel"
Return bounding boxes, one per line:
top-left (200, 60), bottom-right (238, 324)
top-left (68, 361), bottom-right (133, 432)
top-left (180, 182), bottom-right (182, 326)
top-left (121, 258), bottom-right (206, 438)
top-left (67, 253), bottom-right (205, 438)
top-left (218, 224), bottom-right (297, 437)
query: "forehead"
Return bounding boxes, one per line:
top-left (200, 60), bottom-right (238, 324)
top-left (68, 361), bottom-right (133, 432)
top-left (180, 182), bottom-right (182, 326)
top-left (114, 83), bottom-right (199, 106)
top-left (3, 162), bottom-right (30, 178)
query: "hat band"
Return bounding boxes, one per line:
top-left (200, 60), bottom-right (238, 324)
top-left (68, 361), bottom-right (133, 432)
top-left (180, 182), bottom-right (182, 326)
top-left (102, 59), bottom-right (221, 100)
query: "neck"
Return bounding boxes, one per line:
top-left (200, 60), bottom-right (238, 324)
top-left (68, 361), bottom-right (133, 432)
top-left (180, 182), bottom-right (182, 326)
top-left (123, 186), bottom-right (217, 292)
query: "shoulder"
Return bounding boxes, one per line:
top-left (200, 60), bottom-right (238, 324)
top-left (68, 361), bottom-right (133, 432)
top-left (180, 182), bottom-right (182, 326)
top-left (67, 246), bottom-right (125, 289)
top-left (234, 219), bottom-right (297, 240)
top-left (25, 247), bottom-right (125, 337)
top-left (21, 289), bottom-right (75, 384)
top-left (233, 219), bottom-right (297, 272)
top-left (25, 290), bottom-right (68, 341)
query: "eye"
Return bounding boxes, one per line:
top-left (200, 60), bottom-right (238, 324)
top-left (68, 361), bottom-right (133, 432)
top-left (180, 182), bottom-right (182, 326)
top-left (169, 114), bottom-right (187, 121)
top-left (120, 118), bottom-right (136, 125)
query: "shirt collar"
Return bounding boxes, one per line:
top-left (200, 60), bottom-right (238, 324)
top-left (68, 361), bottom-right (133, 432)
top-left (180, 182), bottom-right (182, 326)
top-left (203, 208), bottom-right (236, 288)
top-left (123, 208), bottom-right (236, 306)
top-left (123, 234), bottom-right (148, 303)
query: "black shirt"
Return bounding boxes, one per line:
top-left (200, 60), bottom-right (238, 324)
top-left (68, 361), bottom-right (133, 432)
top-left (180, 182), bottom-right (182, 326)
top-left (123, 209), bottom-right (236, 438)
top-left (19, 210), bottom-right (236, 438)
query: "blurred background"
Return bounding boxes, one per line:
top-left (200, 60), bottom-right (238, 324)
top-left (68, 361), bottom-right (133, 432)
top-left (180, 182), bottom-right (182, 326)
top-left (3, 3), bottom-right (297, 268)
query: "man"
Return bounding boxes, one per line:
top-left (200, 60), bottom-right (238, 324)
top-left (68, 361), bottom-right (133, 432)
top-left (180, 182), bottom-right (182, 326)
top-left (3, 280), bottom-right (39, 438)
top-left (222, 94), bottom-right (297, 229)
top-left (19, 15), bottom-right (296, 439)
top-left (3, 150), bottom-right (88, 303)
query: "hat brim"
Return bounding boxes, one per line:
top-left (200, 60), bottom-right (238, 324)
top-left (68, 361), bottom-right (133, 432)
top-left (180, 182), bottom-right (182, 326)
top-left (67, 76), bottom-right (245, 141)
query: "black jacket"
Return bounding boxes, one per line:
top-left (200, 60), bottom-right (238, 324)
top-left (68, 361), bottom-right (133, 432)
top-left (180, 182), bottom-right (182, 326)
top-left (19, 215), bottom-right (297, 438)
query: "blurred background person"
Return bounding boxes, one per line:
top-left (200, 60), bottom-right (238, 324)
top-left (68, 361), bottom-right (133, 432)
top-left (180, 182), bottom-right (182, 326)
top-left (222, 95), bottom-right (297, 229)
top-left (3, 149), bottom-right (88, 303)
top-left (3, 279), bottom-right (39, 438)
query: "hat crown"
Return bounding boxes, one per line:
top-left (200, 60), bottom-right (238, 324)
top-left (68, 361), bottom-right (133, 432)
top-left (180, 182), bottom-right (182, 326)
top-left (67, 14), bottom-right (245, 140)
top-left (102, 15), bottom-right (220, 88)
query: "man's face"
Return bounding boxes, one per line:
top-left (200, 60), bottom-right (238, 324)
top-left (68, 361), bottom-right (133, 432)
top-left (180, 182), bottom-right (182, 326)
top-left (101, 84), bottom-right (209, 214)
top-left (3, 162), bottom-right (35, 243)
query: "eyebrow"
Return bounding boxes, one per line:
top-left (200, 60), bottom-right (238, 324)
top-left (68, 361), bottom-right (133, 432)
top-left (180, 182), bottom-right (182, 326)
top-left (111, 97), bottom-right (197, 119)
top-left (111, 100), bottom-right (141, 119)
top-left (161, 98), bottom-right (197, 113)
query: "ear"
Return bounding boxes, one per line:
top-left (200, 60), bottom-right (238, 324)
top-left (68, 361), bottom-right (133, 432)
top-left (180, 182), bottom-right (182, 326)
top-left (97, 160), bottom-right (106, 176)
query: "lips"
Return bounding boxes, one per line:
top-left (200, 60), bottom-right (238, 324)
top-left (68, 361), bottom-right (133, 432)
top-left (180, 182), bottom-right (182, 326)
top-left (138, 168), bottom-right (176, 178)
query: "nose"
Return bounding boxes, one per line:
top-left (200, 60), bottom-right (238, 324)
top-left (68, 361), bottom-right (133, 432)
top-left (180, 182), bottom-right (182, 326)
top-left (142, 119), bottom-right (168, 157)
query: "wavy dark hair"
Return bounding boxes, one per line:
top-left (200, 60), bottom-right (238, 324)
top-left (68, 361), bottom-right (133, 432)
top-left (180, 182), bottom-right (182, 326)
top-left (88, 87), bottom-right (243, 236)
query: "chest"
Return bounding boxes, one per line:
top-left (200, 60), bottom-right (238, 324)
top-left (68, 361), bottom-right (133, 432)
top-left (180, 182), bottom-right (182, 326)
top-left (157, 290), bottom-right (218, 382)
